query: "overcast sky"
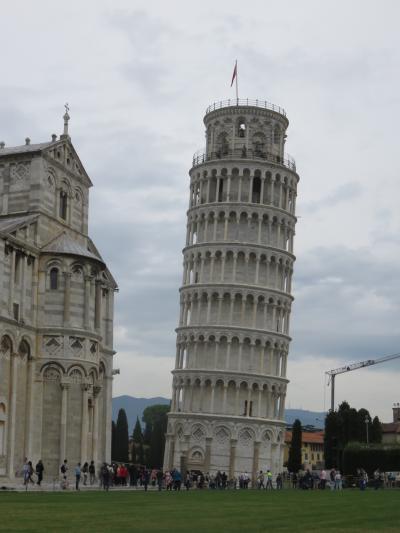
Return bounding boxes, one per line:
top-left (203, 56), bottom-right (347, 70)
top-left (2, 0), bottom-right (400, 421)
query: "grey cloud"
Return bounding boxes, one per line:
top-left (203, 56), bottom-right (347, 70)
top-left (300, 182), bottom-right (363, 214)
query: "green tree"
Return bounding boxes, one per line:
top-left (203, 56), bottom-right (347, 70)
top-left (132, 417), bottom-right (143, 443)
top-left (142, 404), bottom-right (170, 468)
top-left (111, 420), bottom-right (116, 461)
top-left (114, 408), bottom-right (129, 462)
top-left (370, 416), bottom-right (382, 444)
top-left (287, 419), bottom-right (302, 473)
top-left (324, 410), bottom-right (341, 469)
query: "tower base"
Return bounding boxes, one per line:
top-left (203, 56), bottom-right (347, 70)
top-left (164, 413), bottom-right (285, 483)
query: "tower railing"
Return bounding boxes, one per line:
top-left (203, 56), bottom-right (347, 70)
top-left (192, 147), bottom-right (296, 171)
top-left (205, 99), bottom-right (286, 117)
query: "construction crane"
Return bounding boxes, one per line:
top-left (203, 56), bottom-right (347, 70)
top-left (326, 352), bottom-right (400, 411)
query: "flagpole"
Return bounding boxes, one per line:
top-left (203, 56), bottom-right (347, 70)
top-left (235, 60), bottom-right (239, 103)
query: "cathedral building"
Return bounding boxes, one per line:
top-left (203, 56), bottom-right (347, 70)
top-left (164, 98), bottom-right (299, 480)
top-left (0, 110), bottom-right (117, 480)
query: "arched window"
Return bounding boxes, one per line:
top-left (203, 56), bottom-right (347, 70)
top-left (50, 268), bottom-right (58, 290)
top-left (238, 121), bottom-right (246, 138)
top-left (59, 191), bottom-right (68, 220)
top-left (252, 176), bottom-right (261, 203)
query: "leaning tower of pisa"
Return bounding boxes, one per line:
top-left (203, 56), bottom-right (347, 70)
top-left (164, 98), bottom-right (299, 481)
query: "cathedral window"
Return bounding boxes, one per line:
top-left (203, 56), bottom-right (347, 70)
top-left (50, 268), bottom-right (59, 290)
top-left (59, 191), bottom-right (68, 220)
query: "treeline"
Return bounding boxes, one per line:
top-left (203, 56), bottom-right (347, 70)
top-left (112, 404), bottom-right (170, 468)
top-left (324, 401), bottom-right (382, 470)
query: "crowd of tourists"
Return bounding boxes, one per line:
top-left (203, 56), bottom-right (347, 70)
top-left (21, 456), bottom-right (398, 492)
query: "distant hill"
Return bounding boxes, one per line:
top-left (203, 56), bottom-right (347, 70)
top-left (112, 395), bottom-right (170, 433)
top-left (112, 395), bottom-right (325, 433)
top-left (285, 409), bottom-right (326, 428)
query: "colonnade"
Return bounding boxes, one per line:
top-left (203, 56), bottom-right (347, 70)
top-left (171, 377), bottom-right (286, 421)
top-left (179, 290), bottom-right (291, 335)
top-left (186, 210), bottom-right (294, 252)
top-left (189, 169), bottom-right (297, 214)
top-left (174, 337), bottom-right (288, 376)
top-left (182, 249), bottom-right (293, 292)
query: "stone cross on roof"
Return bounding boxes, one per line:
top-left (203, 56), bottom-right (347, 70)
top-left (62, 103), bottom-right (70, 138)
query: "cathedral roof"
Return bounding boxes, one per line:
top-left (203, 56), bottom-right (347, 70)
top-left (0, 142), bottom-right (53, 157)
top-left (0, 213), bottom-right (39, 234)
top-left (41, 231), bottom-right (105, 265)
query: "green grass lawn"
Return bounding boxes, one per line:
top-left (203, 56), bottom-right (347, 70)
top-left (0, 489), bottom-right (398, 532)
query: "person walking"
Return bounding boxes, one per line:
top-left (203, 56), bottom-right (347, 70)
top-left (89, 460), bottom-right (95, 485)
top-left (60, 459), bottom-right (68, 489)
top-left (320, 469), bottom-right (327, 490)
top-left (266, 469), bottom-right (273, 490)
top-left (75, 463), bottom-right (81, 491)
top-left (35, 460), bottom-right (44, 486)
top-left (257, 470), bottom-right (265, 489)
top-left (276, 473), bottom-right (283, 490)
top-left (23, 458), bottom-right (30, 486)
top-left (82, 462), bottom-right (89, 485)
top-left (101, 463), bottom-right (110, 491)
top-left (334, 470), bottom-right (342, 490)
top-left (157, 469), bottom-right (164, 491)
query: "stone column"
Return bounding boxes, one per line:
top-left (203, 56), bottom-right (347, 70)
top-left (63, 272), bottom-right (71, 325)
top-left (59, 382), bottom-right (69, 463)
top-left (224, 216), bottom-right (229, 240)
top-left (204, 437), bottom-right (212, 473)
top-left (209, 254), bottom-right (215, 280)
top-left (260, 178), bottom-right (265, 205)
top-left (246, 387), bottom-right (252, 416)
top-left (220, 254), bottom-right (226, 282)
top-left (260, 345), bottom-right (265, 374)
top-left (92, 386), bottom-right (101, 464)
top-left (81, 384), bottom-right (89, 462)
top-left (199, 256), bottom-right (205, 282)
top-left (84, 275), bottom-right (92, 329)
top-left (7, 353), bottom-right (18, 478)
top-left (217, 296), bottom-right (223, 324)
top-left (252, 441), bottom-right (260, 485)
top-left (258, 388), bottom-right (263, 417)
top-left (210, 384), bottom-right (215, 413)
top-left (252, 300), bottom-right (257, 328)
top-left (229, 297), bottom-right (235, 324)
top-left (257, 218), bottom-right (262, 244)
top-left (94, 280), bottom-right (102, 330)
top-left (279, 393), bottom-right (286, 420)
top-left (235, 385), bottom-right (240, 415)
top-left (226, 340), bottom-right (232, 369)
top-left (227, 176), bottom-right (231, 200)
top-left (24, 355), bottom-right (35, 459)
top-left (168, 435), bottom-right (175, 470)
top-left (255, 256), bottom-right (260, 284)
top-left (238, 341), bottom-right (243, 372)
top-left (229, 439), bottom-right (237, 479)
top-left (222, 384), bottom-right (228, 414)
top-left (104, 377), bottom-right (113, 463)
top-left (19, 254), bottom-right (27, 321)
top-left (8, 248), bottom-right (15, 317)
top-left (232, 253), bottom-right (238, 281)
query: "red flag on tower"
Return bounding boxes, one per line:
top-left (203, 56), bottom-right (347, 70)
top-left (230, 61), bottom-right (237, 87)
